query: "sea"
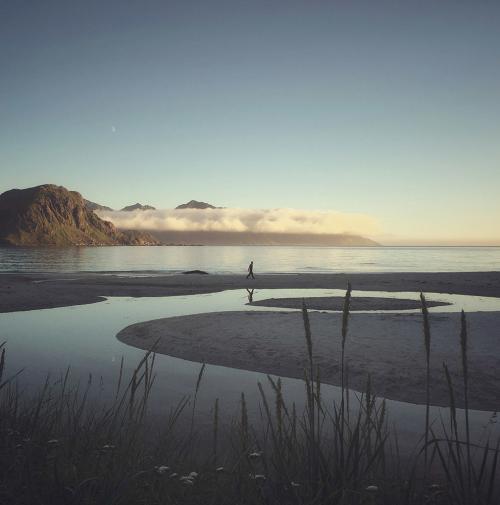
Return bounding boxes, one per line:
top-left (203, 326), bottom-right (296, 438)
top-left (1, 245), bottom-right (499, 273)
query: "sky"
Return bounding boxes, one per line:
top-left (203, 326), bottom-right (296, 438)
top-left (1, 0), bottom-right (499, 245)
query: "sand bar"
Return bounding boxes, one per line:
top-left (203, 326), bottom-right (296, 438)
top-left (250, 296), bottom-right (449, 311)
top-left (1, 271), bottom-right (500, 313)
top-left (117, 310), bottom-right (500, 411)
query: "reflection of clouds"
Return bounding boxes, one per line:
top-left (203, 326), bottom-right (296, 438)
top-left (97, 208), bottom-right (379, 236)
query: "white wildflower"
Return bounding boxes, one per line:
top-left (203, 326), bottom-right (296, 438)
top-left (365, 485), bottom-right (379, 492)
top-left (154, 465), bottom-right (170, 475)
top-left (249, 474), bottom-right (266, 481)
top-left (169, 472), bottom-right (178, 478)
top-left (249, 451), bottom-right (262, 459)
top-left (188, 471), bottom-right (198, 478)
top-left (216, 466), bottom-right (224, 473)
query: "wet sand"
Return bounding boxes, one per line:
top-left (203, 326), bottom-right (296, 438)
top-left (117, 310), bottom-right (500, 411)
top-left (1, 270), bottom-right (500, 313)
top-left (250, 296), bottom-right (449, 311)
top-left (1, 270), bottom-right (499, 410)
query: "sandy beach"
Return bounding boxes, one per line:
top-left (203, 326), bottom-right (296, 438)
top-left (1, 271), bottom-right (499, 411)
top-left (250, 295), bottom-right (449, 310)
top-left (1, 270), bottom-right (500, 313)
top-left (117, 309), bottom-right (500, 411)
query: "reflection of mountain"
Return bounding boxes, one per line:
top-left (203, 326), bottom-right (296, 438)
top-left (147, 230), bottom-right (379, 246)
top-left (121, 203), bottom-right (156, 211)
top-left (0, 185), bottom-right (161, 246)
top-left (175, 200), bottom-right (217, 209)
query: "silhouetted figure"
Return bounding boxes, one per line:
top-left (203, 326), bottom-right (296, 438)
top-left (246, 261), bottom-right (255, 279)
top-left (246, 288), bottom-right (254, 303)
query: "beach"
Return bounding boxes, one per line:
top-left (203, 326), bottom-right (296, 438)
top-left (1, 270), bottom-right (500, 313)
top-left (117, 309), bottom-right (500, 411)
top-left (1, 270), bottom-right (499, 411)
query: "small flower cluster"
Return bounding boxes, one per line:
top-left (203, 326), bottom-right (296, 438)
top-left (180, 471), bottom-right (198, 486)
top-left (153, 465), bottom-right (200, 486)
top-left (154, 465), bottom-right (170, 475)
top-left (249, 473), bottom-right (266, 481)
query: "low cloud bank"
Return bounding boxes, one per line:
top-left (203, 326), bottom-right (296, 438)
top-left (97, 208), bottom-right (379, 236)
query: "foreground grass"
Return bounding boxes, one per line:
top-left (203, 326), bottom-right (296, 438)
top-left (0, 289), bottom-right (498, 505)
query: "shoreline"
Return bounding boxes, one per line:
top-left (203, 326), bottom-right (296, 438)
top-left (1, 270), bottom-right (499, 412)
top-left (1, 271), bottom-right (500, 313)
top-left (117, 310), bottom-right (500, 411)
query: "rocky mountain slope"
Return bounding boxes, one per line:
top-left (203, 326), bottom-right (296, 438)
top-left (84, 199), bottom-right (114, 212)
top-left (151, 230), bottom-right (378, 246)
top-left (0, 185), bottom-right (161, 246)
top-left (175, 200), bottom-right (217, 209)
top-left (121, 203), bottom-right (156, 211)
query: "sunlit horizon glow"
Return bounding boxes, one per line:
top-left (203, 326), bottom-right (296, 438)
top-left (1, 0), bottom-right (499, 246)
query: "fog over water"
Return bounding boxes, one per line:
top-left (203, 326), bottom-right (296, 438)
top-left (97, 208), bottom-right (379, 236)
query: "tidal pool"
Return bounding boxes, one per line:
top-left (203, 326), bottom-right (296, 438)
top-left (1, 288), bottom-right (499, 454)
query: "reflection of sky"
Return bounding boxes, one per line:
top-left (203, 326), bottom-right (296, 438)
top-left (2, 287), bottom-right (500, 386)
top-left (1, 246), bottom-right (500, 273)
top-left (1, 288), bottom-right (499, 452)
top-left (1, 1), bottom-right (500, 243)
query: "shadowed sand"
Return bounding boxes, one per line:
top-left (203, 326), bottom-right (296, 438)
top-left (117, 310), bottom-right (500, 411)
top-left (1, 271), bottom-right (500, 312)
top-left (249, 296), bottom-right (449, 311)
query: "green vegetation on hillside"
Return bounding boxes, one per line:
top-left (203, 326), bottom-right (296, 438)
top-left (0, 185), bottom-right (160, 246)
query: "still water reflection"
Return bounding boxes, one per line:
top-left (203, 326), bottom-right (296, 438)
top-left (1, 288), bottom-right (499, 453)
top-left (1, 245), bottom-right (500, 273)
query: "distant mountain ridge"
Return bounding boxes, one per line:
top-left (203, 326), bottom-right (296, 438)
top-left (84, 199), bottom-right (114, 212)
top-left (0, 185), bottom-right (161, 246)
top-left (175, 200), bottom-right (217, 209)
top-left (150, 230), bottom-right (379, 246)
top-left (0, 186), bottom-right (379, 247)
top-left (121, 203), bottom-right (156, 211)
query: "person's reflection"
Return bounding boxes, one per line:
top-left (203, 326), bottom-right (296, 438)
top-left (246, 288), bottom-right (254, 303)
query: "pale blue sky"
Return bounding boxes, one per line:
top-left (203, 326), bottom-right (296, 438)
top-left (1, 0), bottom-right (499, 244)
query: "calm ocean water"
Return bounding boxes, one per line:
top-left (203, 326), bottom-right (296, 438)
top-left (0, 246), bottom-right (499, 273)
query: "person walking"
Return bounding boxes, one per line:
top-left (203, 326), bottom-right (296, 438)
top-left (246, 261), bottom-right (255, 279)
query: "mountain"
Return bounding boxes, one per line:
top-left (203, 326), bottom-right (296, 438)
top-left (175, 200), bottom-right (217, 210)
top-left (0, 185), bottom-right (161, 246)
top-left (149, 230), bottom-right (379, 246)
top-left (84, 199), bottom-right (114, 212)
top-left (119, 229), bottom-right (162, 246)
top-left (121, 203), bottom-right (156, 211)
